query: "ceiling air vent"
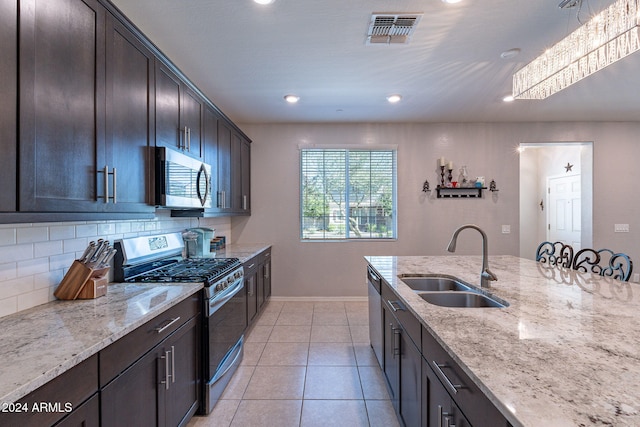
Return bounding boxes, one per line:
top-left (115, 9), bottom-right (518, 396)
top-left (366, 13), bottom-right (423, 45)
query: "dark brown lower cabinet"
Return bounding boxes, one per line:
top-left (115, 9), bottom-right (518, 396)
top-left (101, 313), bottom-right (200, 427)
top-left (245, 247), bottom-right (272, 328)
top-left (423, 358), bottom-right (470, 427)
top-left (382, 298), bottom-right (422, 427)
top-left (0, 355), bottom-right (99, 427)
top-left (55, 394), bottom-right (100, 427)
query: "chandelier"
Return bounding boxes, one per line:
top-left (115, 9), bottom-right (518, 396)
top-left (513, 0), bottom-right (640, 99)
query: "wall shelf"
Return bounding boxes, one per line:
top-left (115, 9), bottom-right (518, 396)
top-left (436, 186), bottom-right (486, 198)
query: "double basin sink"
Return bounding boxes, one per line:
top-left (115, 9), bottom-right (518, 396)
top-left (398, 275), bottom-right (509, 308)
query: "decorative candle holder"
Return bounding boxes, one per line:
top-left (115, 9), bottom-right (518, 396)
top-left (439, 166), bottom-right (445, 188)
top-left (447, 168), bottom-right (453, 185)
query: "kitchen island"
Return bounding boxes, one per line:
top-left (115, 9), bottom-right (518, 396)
top-left (366, 255), bottom-right (640, 427)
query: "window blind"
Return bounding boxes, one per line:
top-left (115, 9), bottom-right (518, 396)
top-left (300, 148), bottom-right (396, 240)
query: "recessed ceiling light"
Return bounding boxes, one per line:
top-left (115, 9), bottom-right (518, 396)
top-left (386, 94), bottom-right (402, 103)
top-left (254, 0), bottom-right (275, 4)
top-left (442, 0), bottom-right (463, 4)
top-left (503, 95), bottom-right (515, 102)
top-left (284, 94), bottom-right (300, 103)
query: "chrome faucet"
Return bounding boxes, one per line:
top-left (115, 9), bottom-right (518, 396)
top-left (446, 224), bottom-right (498, 288)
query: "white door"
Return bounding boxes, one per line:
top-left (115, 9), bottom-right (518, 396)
top-left (548, 174), bottom-right (581, 250)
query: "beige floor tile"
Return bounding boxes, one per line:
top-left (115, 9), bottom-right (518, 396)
top-left (358, 366), bottom-right (390, 400)
top-left (243, 366), bottom-right (307, 400)
top-left (312, 310), bottom-right (349, 325)
top-left (349, 325), bottom-right (370, 343)
top-left (276, 310), bottom-right (313, 326)
top-left (280, 301), bottom-right (315, 313)
top-left (346, 309), bottom-right (369, 326)
top-left (310, 325), bottom-right (352, 343)
top-left (365, 399), bottom-right (401, 427)
top-left (344, 301), bottom-right (368, 312)
top-left (258, 342), bottom-right (309, 366)
top-left (304, 366), bottom-right (363, 399)
top-left (230, 400), bottom-right (302, 427)
top-left (300, 400), bottom-right (368, 427)
top-left (188, 399), bottom-right (240, 427)
top-left (220, 366), bottom-right (255, 400)
top-left (254, 309), bottom-right (280, 326)
top-left (353, 343), bottom-right (379, 367)
top-left (268, 325), bottom-right (312, 342)
top-left (261, 300), bottom-right (285, 314)
top-left (241, 342), bottom-right (266, 366)
top-left (307, 342), bottom-right (356, 366)
top-left (313, 301), bottom-right (345, 312)
top-left (245, 325), bottom-right (273, 343)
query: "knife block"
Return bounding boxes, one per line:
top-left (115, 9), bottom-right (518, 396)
top-left (54, 261), bottom-right (110, 300)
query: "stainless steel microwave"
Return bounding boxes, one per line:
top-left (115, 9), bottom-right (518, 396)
top-left (155, 147), bottom-right (212, 208)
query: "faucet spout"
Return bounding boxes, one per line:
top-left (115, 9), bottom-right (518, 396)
top-left (446, 224), bottom-right (498, 288)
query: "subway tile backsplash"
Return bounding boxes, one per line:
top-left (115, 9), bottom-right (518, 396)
top-left (0, 211), bottom-right (231, 318)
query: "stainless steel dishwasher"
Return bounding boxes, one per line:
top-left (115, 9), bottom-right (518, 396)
top-left (367, 265), bottom-right (383, 369)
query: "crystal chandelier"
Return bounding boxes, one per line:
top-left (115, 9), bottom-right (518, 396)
top-left (513, 0), bottom-right (640, 99)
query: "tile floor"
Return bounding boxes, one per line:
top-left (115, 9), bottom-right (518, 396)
top-left (187, 300), bottom-right (400, 427)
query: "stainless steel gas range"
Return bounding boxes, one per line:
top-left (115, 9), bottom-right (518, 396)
top-left (113, 232), bottom-right (247, 415)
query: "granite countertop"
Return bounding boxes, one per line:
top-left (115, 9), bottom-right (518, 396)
top-left (365, 255), bottom-right (640, 427)
top-left (0, 282), bottom-right (202, 405)
top-left (216, 243), bottom-right (271, 263)
top-left (0, 243), bottom-right (271, 405)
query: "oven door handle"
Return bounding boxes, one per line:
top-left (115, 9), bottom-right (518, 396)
top-left (208, 278), bottom-right (244, 317)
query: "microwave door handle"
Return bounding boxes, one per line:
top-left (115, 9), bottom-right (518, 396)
top-left (196, 164), bottom-right (210, 207)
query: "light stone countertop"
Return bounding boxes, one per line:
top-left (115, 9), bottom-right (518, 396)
top-left (365, 255), bottom-right (640, 427)
top-left (216, 243), bottom-right (271, 263)
top-left (0, 243), bottom-right (270, 406)
top-left (0, 282), bottom-right (202, 405)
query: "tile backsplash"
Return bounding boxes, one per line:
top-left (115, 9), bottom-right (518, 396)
top-left (0, 211), bottom-right (231, 318)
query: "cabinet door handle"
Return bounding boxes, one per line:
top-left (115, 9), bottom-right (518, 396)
top-left (247, 263), bottom-right (255, 269)
top-left (438, 405), bottom-right (456, 427)
top-left (243, 195), bottom-right (247, 210)
top-left (171, 345), bottom-right (176, 384)
top-left (432, 361), bottom-right (463, 394)
top-left (187, 127), bottom-right (191, 151)
top-left (265, 263), bottom-right (270, 279)
top-left (391, 324), bottom-right (401, 358)
top-left (99, 166), bottom-right (116, 204)
top-left (155, 316), bottom-right (181, 334)
top-left (104, 165), bottom-right (109, 204)
top-left (161, 349), bottom-right (171, 390)
top-left (112, 167), bottom-right (117, 204)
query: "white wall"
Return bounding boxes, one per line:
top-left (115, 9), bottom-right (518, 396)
top-left (233, 121), bottom-right (640, 298)
top-left (0, 212), bottom-right (231, 317)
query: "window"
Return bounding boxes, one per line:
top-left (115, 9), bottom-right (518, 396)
top-left (300, 147), bottom-right (397, 240)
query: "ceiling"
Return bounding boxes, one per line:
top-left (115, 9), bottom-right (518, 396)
top-left (110, 0), bottom-right (639, 123)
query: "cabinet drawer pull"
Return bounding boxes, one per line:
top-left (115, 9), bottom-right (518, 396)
top-left (432, 361), bottom-right (463, 394)
top-left (247, 263), bottom-right (255, 269)
top-left (155, 316), bottom-right (181, 334)
top-left (387, 300), bottom-right (404, 312)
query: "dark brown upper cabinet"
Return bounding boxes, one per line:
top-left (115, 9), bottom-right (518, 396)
top-left (104, 14), bottom-right (155, 213)
top-left (19, 0), bottom-right (107, 212)
top-left (155, 61), bottom-right (203, 160)
top-left (0, 0), bottom-right (17, 212)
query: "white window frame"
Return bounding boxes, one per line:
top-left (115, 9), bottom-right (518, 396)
top-left (299, 145), bottom-right (397, 241)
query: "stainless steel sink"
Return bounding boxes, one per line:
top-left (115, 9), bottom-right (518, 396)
top-left (399, 276), bottom-right (475, 292)
top-left (417, 292), bottom-right (508, 308)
